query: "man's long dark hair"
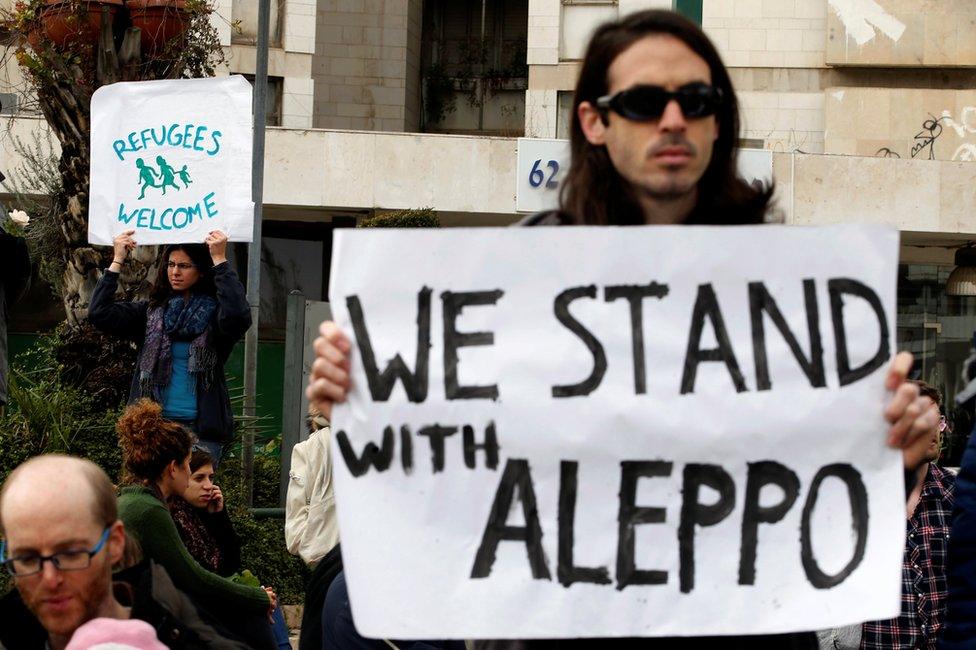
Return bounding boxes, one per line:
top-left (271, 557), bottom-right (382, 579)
top-left (560, 10), bottom-right (772, 226)
top-left (148, 243), bottom-right (216, 307)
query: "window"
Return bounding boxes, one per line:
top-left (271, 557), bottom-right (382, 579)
top-left (556, 90), bottom-right (574, 140)
top-left (243, 75), bottom-right (283, 127)
top-left (421, 0), bottom-right (528, 135)
top-left (560, 1), bottom-right (617, 61)
top-left (897, 263), bottom-right (976, 466)
top-left (231, 0), bottom-right (283, 47)
top-left (674, 0), bottom-right (702, 25)
top-left (0, 93), bottom-right (17, 115)
top-left (226, 220), bottom-right (344, 340)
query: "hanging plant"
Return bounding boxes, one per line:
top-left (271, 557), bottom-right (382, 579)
top-left (126, 0), bottom-right (190, 56)
top-left (38, 0), bottom-right (124, 51)
top-left (4, 0), bottom-right (226, 327)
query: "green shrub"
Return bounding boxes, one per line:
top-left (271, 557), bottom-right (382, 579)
top-left (217, 454), bottom-right (305, 603)
top-left (359, 207), bottom-right (440, 228)
top-left (0, 332), bottom-right (305, 604)
top-left (0, 338), bottom-right (123, 483)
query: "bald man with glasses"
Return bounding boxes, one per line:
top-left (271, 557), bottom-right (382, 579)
top-left (0, 454), bottom-right (245, 650)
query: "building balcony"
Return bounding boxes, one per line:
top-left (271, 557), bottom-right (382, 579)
top-left (2, 114), bottom-right (975, 252)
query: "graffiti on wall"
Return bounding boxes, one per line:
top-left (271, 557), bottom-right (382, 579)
top-left (765, 129), bottom-right (810, 154)
top-left (874, 108), bottom-right (976, 162)
top-left (941, 107), bottom-right (976, 161)
top-left (828, 0), bottom-right (906, 47)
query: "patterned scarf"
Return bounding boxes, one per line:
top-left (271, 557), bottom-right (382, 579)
top-left (169, 496), bottom-right (222, 573)
top-left (138, 293), bottom-right (218, 401)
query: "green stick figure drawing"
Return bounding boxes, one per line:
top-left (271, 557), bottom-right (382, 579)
top-left (155, 156), bottom-right (180, 195)
top-left (177, 165), bottom-right (193, 189)
top-left (136, 158), bottom-right (159, 200)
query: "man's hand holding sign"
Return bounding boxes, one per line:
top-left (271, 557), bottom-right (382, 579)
top-left (308, 225), bottom-right (936, 639)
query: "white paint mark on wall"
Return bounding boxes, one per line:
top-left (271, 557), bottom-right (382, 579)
top-left (951, 144), bottom-right (976, 162)
top-left (940, 107), bottom-right (976, 138)
top-left (828, 0), bottom-right (906, 46)
top-left (831, 90), bottom-right (846, 102)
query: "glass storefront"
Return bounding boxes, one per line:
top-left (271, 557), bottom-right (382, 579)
top-left (898, 264), bottom-right (976, 465)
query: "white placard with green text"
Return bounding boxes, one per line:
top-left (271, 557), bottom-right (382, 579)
top-left (88, 76), bottom-right (254, 245)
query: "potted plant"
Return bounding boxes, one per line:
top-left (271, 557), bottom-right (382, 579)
top-left (36, 0), bottom-right (124, 51)
top-left (125, 0), bottom-right (190, 55)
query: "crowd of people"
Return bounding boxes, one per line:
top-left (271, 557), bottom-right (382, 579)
top-left (0, 7), bottom-right (974, 650)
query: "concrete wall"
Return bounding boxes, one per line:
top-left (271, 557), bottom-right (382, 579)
top-left (775, 152), bottom-right (976, 241)
top-left (739, 91), bottom-right (825, 153)
top-left (702, 0), bottom-right (827, 68)
top-left (6, 114), bottom-right (973, 239)
top-left (261, 127), bottom-right (518, 213)
top-left (312, 0), bottom-right (422, 132)
top-left (824, 88), bottom-right (976, 161)
top-left (222, 0), bottom-right (317, 128)
top-left (825, 0), bottom-right (976, 67)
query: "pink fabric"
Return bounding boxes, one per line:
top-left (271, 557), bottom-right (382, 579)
top-left (65, 617), bottom-right (167, 650)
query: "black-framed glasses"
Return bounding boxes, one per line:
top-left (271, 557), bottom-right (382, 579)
top-left (596, 82), bottom-right (724, 121)
top-left (167, 261), bottom-right (195, 271)
top-left (0, 527), bottom-right (111, 577)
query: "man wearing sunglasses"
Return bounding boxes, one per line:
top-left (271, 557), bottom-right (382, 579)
top-left (545, 10), bottom-right (767, 228)
top-left (0, 455), bottom-right (245, 649)
top-left (308, 9), bottom-right (939, 649)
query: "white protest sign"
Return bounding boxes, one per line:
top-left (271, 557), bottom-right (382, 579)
top-left (515, 138), bottom-right (774, 212)
top-left (329, 224), bottom-right (903, 639)
top-left (88, 76), bottom-right (254, 245)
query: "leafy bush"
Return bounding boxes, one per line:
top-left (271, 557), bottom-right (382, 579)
top-left (0, 332), bottom-right (305, 603)
top-left (359, 208), bottom-right (440, 228)
top-left (218, 454), bottom-right (305, 603)
top-left (0, 336), bottom-right (122, 483)
top-left (53, 321), bottom-right (140, 413)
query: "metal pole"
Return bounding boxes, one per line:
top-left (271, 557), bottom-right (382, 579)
top-left (279, 290), bottom-right (306, 506)
top-left (244, 0), bottom-right (271, 507)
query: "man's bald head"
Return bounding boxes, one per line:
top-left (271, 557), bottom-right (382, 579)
top-left (0, 455), bottom-right (117, 536)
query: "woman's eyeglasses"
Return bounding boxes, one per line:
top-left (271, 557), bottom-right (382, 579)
top-left (167, 261), bottom-right (195, 271)
top-left (596, 82), bottom-right (724, 121)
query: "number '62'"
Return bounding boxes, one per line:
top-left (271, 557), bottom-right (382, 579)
top-left (529, 159), bottom-right (560, 189)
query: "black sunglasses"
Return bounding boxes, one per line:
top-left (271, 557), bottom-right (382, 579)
top-left (596, 82), bottom-right (724, 121)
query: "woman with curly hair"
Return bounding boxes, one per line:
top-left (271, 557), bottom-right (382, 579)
top-left (89, 229), bottom-right (249, 466)
top-left (116, 399), bottom-right (276, 650)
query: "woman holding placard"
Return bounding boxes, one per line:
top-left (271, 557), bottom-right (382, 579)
top-left (89, 228), bottom-right (249, 465)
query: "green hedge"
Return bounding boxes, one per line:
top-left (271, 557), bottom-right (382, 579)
top-left (0, 331), bottom-right (305, 604)
top-left (359, 207), bottom-right (439, 228)
top-left (218, 454), bottom-right (305, 603)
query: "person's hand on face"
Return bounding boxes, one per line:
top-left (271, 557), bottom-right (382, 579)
top-left (207, 485), bottom-right (224, 513)
top-left (205, 230), bottom-right (228, 265)
top-left (306, 320), bottom-right (351, 419)
top-left (112, 230), bottom-right (136, 265)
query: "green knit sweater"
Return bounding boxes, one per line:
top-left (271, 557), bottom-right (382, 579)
top-left (118, 485), bottom-right (268, 613)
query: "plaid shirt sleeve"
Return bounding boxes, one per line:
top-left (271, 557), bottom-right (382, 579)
top-left (861, 464), bottom-right (955, 650)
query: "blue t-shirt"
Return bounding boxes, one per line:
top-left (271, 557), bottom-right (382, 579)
top-left (161, 341), bottom-right (197, 420)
